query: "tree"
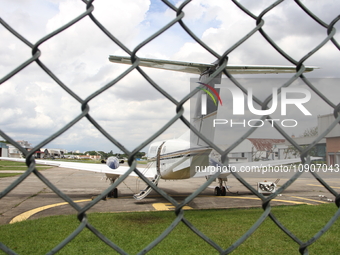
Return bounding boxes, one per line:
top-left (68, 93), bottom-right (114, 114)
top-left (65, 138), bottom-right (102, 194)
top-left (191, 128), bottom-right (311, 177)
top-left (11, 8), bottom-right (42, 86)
top-left (301, 126), bottom-right (318, 137)
top-left (135, 151), bottom-right (146, 159)
top-left (85, 151), bottom-right (97, 156)
top-left (285, 126), bottom-right (318, 158)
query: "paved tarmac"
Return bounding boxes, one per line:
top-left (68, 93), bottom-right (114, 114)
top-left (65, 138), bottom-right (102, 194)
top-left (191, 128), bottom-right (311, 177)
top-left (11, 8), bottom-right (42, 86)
top-left (0, 166), bottom-right (338, 225)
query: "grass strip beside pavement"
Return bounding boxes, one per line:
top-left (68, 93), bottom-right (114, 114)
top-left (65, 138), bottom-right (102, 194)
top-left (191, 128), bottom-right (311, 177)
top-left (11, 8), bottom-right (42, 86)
top-left (0, 160), bottom-right (52, 178)
top-left (0, 204), bottom-right (339, 254)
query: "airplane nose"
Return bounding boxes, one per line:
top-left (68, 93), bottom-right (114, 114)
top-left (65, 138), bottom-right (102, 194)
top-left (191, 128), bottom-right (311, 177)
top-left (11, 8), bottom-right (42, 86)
top-left (106, 156), bottom-right (120, 169)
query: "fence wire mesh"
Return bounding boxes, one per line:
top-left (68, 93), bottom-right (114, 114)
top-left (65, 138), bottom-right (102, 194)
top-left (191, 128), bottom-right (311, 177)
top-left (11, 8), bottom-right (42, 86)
top-left (0, 0), bottom-right (340, 254)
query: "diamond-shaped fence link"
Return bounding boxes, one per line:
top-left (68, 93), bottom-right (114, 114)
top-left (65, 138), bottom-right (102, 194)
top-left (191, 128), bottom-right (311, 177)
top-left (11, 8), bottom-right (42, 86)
top-left (0, 0), bottom-right (340, 254)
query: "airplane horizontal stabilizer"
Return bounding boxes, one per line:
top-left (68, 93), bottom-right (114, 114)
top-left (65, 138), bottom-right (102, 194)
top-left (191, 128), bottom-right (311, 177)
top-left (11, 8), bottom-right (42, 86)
top-left (109, 55), bottom-right (212, 74)
top-left (109, 55), bottom-right (318, 74)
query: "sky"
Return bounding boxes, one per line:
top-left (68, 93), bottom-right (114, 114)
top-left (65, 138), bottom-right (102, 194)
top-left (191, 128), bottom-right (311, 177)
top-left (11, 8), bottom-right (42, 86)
top-left (0, 0), bottom-right (339, 154)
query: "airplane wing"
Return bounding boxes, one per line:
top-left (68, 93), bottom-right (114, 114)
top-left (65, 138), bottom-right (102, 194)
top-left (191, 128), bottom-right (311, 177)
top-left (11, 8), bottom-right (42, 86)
top-left (109, 55), bottom-right (318, 74)
top-left (0, 157), bottom-right (157, 178)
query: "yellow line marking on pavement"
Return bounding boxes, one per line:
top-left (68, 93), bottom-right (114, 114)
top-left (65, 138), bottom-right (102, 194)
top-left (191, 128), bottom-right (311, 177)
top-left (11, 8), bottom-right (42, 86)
top-left (10, 199), bottom-right (91, 224)
top-left (285, 195), bottom-right (328, 204)
top-left (152, 203), bottom-right (193, 211)
top-left (152, 197), bottom-right (311, 210)
top-left (12, 194), bottom-right (320, 222)
top-left (307, 184), bottom-right (340, 189)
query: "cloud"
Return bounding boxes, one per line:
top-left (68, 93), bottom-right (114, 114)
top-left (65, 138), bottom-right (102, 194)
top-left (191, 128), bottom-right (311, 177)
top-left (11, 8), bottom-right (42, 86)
top-left (1, 1), bottom-right (339, 153)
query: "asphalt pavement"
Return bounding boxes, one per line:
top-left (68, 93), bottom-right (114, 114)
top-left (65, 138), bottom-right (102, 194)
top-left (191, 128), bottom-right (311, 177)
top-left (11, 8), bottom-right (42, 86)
top-left (0, 166), bottom-right (338, 225)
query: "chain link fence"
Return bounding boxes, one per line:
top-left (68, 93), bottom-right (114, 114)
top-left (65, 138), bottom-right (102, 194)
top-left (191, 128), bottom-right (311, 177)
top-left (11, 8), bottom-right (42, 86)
top-left (1, 0), bottom-right (340, 254)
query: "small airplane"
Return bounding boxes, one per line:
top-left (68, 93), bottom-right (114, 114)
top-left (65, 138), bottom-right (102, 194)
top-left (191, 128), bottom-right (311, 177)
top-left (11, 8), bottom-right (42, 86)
top-left (0, 56), bottom-right (318, 200)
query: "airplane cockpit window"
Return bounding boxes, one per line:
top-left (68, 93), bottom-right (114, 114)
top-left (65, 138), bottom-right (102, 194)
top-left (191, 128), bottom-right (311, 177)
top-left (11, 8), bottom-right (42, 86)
top-left (149, 146), bottom-right (158, 156)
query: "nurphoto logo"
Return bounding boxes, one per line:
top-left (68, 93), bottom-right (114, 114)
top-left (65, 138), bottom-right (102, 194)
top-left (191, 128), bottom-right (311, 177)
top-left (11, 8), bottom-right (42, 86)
top-left (196, 79), bottom-right (312, 128)
top-left (197, 82), bottom-right (223, 115)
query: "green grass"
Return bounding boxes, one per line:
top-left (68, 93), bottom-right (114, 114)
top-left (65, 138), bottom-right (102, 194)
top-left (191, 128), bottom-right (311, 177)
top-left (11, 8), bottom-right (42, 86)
top-left (0, 160), bottom-right (27, 166)
top-left (0, 204), bottom-right (339, 254)
top-left (137, 160), bottom-right (148, 164)
top-left (0, 166), bottom-right (50, 171)
top-left (0, 173), bottom-right (22, 178)
top-left (0, 160), bottom-right (52, 178)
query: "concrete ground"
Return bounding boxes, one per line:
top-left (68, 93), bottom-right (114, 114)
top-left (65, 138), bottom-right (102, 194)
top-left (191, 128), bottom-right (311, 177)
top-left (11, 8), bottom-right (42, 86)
top-left (0, 166), bottom-right (338, 225)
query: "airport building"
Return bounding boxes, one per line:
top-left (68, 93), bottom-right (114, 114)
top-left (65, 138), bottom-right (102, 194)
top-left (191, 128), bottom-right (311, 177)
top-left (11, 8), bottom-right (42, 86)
top-left (226, 138), bottom-right (288, 162)
top-left (318, 114), bottom-right (340, 166)
top-left (0, 142), bottom-right (9, 157)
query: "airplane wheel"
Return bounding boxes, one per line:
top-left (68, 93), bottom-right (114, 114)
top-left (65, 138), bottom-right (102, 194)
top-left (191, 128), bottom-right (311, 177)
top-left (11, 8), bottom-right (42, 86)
top-left (108, 190), bottom-right (113, 198)
top-left (108, 188), bottom-right (118, 198)
top-left (221, 186), bottom-right (226, 196)
top-left (214, 187), bottom-right (221, 196)
top-left (113, 188), bottom-right (118, 198)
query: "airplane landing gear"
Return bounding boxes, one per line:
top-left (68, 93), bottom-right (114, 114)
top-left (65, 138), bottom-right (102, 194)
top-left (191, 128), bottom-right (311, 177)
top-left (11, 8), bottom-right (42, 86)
top-left (214, 186), bottom-right (221, 196)
top-left (105, 174), bottom-right (120, 199)
top-left (108, 188), bottom-right (118, 198)
top-left (221, 186), bottom-right (226, 196)
top-left (214, 178), bottom-right (228, 196)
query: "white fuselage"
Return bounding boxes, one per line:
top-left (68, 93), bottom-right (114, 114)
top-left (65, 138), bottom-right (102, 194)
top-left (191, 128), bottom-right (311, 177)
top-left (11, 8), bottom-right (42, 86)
top-left (147, 139), bottom-right (211, 179)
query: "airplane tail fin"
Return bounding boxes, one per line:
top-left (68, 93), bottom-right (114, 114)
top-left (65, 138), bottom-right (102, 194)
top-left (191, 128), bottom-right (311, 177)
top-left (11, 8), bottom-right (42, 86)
top-left (108, 55), bottom-right (318, 147)
top-left (190, 75), bottom-right (222, 147)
